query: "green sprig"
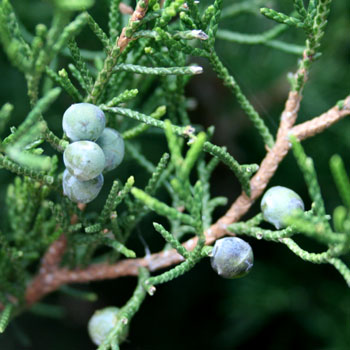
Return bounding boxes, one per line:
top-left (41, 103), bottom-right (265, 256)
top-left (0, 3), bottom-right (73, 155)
top-left (87, 13), bottom-right (110, 52)
top-left (0, 0), bottom-right (31, 71)
top-left (105, 89), bottom-right (139, 107)
top-left (330, 155), bottom-right (350, 210)
top-left (144, 152), bottom-right (170, 195)
top-left (144, 243), bottom-right (204, 295)
top-left (207, 0), bottom-right (223, 46)
top-left (290, 136), bottom-right (329, 223)
top-left (159, 0), bottom-right (186, 27)
top-left (0, 304), bottom-right (13, 333)
top-left (328, 258), bottom-right (350, 287)
top-left (122, 106), bottom-right (166, 140)
top-left (208, 52), bottom-right (274, 148)
top-left (180, 132), bottom-right (206, 181)
top-left (0, 155), bottom-right (54, 184)
top-left (68, 63), bottom-right (89, 93)
top-left (293, 0), bottom-right (307, 18)
top-left (98, 268), bottom-right (150, 350)
top-left (109, 0), bottom-right (122, 42)
top-left (60, 286), bottom-right (97, 302)
top-left (229, 222), bottom-right (295, 242)
top-left (131, 187), bottom-right (195, 226)
top-left (281, 238), bottom-right (337, 264)
top-left (164, 119), bottom-right (183, 167)
top-left (203, 141), bottom-right (258, 196)
top-left (0, 103), bottom-right (13, 135)
top-left (104, 107), bottom-right (186, 136)
top-left (113, 63), bottom-right (203, 76)
top-left (45, 67), bottom-right (83, 102)
top-left (52, 12), bottom-right (89, 55)
top-left (104, 237), bottom-right (136, 258)
top-left (284, 210), bottom-right (345, 245)
top-left (333, 206), bottom-right (347, 233)
top-left (153, 222), bottom-right (189, 258)
top-left (217, 25), bottom-right (304, 55)
top-left (260, 8), bottom-right (305, 28)
top-left (3, 88), bottom-right (61, 146)
top-left (99, 181), bottom-right (120, 224)
top-left (68, 39), bottom-right (94, 91)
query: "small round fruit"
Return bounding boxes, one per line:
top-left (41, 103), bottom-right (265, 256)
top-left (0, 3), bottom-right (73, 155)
top-left (211, 237), bottom-right (253, 279)
top-left (63, 141), bottom-right (105, 181)
top-left (261, 186), bottom-right (305, 229)
top-left (62, 169), bottom-right (103, 203)
top-left (62, 103), bottom-right (106, 141)
top-left (88, 307), bottom-right (128, 346)
top-left (96, 128), bottom-right (125, 172)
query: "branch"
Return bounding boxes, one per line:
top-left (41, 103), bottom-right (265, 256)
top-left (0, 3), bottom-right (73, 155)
top-left (24, 89), bottom-right (299, 303)
top-left (214, 91), bottom-right (301, 228)
top-left (291, 96), bottom-right (350, 141)
top-left (23, 13), bottom-right (350, 302)
top-left (87, 0), bottom-right (149, 103)
top-left (25, 234), bottom-right (67, 305)
top-left (117, 1), bottom-right (149, 52)
top-left (24, 94), bottom-right (350, 306)
top-left (25, 204), bottom-right (86, 305)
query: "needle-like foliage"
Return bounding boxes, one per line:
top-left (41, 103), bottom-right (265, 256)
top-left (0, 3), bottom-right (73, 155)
top-left (0, 0), bottom-right (349, 349)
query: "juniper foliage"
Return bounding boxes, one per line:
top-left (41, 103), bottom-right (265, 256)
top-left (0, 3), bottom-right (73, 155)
top-left (0, 0), bottom-right (349, 349)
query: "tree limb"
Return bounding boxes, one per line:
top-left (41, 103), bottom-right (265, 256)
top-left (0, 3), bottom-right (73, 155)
top-left (25, 93), bottom-right (350, 306)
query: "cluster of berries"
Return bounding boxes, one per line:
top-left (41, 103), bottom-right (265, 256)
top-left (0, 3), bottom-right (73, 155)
top-left (62, 103), bottom-right (125, 203)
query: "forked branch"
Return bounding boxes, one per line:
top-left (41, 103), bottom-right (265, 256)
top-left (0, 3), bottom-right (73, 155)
top-left (25, 95), bottom-right (350, 306)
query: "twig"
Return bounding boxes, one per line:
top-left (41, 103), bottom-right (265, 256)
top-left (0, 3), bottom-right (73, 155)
top-left (87, 0), bottom-right (149, 103)
top-left (25, 234), bottom-right (67, 304)
top-left (291, 96), bottom-right (350, 141)
top-left (117, 1), bottom-right (149, 52)
top-left (24, 95), bottom-right (350, 306)
top-left (26, 204), bottom-right (87, 305)
top-left (39, 235), bottom-right (67, 274)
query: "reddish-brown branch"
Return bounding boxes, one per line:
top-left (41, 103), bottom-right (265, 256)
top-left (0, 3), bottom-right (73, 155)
top-left (291, 96), bottom-right (350, 141)
top-left (40, 234), bottom-right (67, 274)
top-left (24, 95), bottom-right (350, 306)
top-left (26, 204), bottom-right (87, 305)
top-left (117, 0), bottom-right (149, 52)
top-left (215, 91), bottom-right (301, 227)
top-left (25, 234), bottom-right (67, 304)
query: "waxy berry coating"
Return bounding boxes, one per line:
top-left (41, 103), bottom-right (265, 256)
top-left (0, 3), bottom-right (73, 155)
top-left (261, 186), bottom-right (305, 229)
top-left (62, 170), bottom-right (103, 203)
top-left (88, 307), bottom-right (128, 346)
top-left (62, 103), bottom-right (106, 141)
top-left (63, 141), bottom-right (105, 181)
top-left (96, 128), bottom-right (125, 172)
top-left (211, 237), bottom-right (253, 279)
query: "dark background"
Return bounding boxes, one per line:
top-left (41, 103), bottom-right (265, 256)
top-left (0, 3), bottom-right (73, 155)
top-left (1, 1), bottom-right (350, 349)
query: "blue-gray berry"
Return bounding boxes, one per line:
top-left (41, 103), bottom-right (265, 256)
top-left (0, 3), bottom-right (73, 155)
top-left (211, 237), bottom-right (253, 279)
top-left (62, 169), bottom-right (103, 203)
top-left (96, 128), bottom-right (125, 172)
top-left (261, 186), bottom-right (305, 229)
top-left (88, 307), bottom-right (128, 346)
top-left (63, 141), bottom-right (105, 181)
top-left (62, 103), bottom-right (106, 141)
